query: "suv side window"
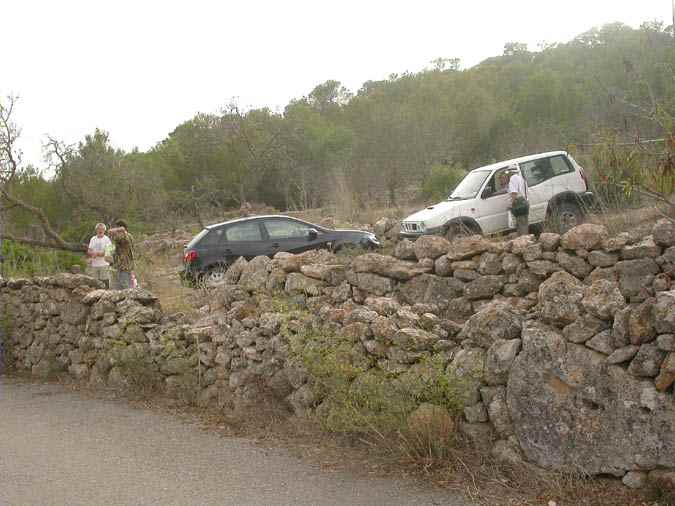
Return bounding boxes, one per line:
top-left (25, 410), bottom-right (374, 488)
top-left (550, 155), bottom-right (574, 176)
top-left (264, 219), bottom-right (313, 239)
top-left (483, 167), bottom-right (510, 197)
top-left (521, 158), bottom-right (552, 187)
top-left (521, 155), bottom-right (573, 187)
top-left (225, 221), bottom-right (263, 241)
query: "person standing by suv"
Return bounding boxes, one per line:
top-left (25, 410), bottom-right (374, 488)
top-left (506, 164), bottom-right (530, 236)
top-left (108, 219), bottom-right (136, 289)
top-left (87, 223), bottom-right (113, 288)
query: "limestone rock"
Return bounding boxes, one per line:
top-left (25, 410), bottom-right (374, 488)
top-left (585, 330), bottom-right (614, 355)
top-left (557, 251), bottom-right (593, 279)
top-left (446, 235), bottom-right (492, 261)
top-left (508, 234), bottom-right (535, 254)
top-left (655, 352), bottom-right (675, 392)
top-left (563, 314), bottom-right (608, 344)
top-left (527, 260), bottom-right (562, 277)
top-left (587, 250), bottom-right (619, 268)
top-left (397, 274), bottom-right (464, 305)
top-left (433, 254), bottom-right (452, 277)
top-left (657, 334), bottom-right (675, 351)
top-left (393, 239), bottom-right (416, 261)
top-left (622, 471), bottom-right (647, 489)
top-left (582, 280), bottom-right (626, 321)
top-left (464, 275), bottom-right (505, 300)
top-left (614, 258), bottom-right (660, 299)
top-left (560, 224), bottom-right (608, 251)
top-left (224, 256), bottom-right (248, 284)
top-left (628, 344), bottom-right (667, 378)
top-left (628, 300), bottom-right (656, 345)
top-left (654, 290), bottom-right (675, 334)
top-left (300, 264), bottom-right (346, 285)
top-left (485, 339), bottom-right (521, 385)
top-left (508, 320), bottom-right (675, 475)
top-left (238, 256), bottom-right (271, 292)
top-left (414, 235), bottom-right (451, 260)
top-left (346, 271), bottom-right (394, 296)
top-left (606, 345), bottom-right (640, 365)
top-left (538, 271), bottom-right (584, 327)
top-left (457, 305), bottom-right (522, 348)
top-left (464, 402), bottom-right (489, 423)
top-left (539, 233), bottom-right (561, 251)
top-left (652, 219), bottom-right (675, 247)
top-left (407, 403), bottom-right (455, 437)
top-left (621, 236), bottom-right (661, 260)
top-left (353, 253), bottom-right (428, 281)
top-left (284, 272), bottom-right (326, 296)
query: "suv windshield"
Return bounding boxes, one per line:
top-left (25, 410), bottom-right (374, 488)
top-left (449, 170), bottom-right (490, 200)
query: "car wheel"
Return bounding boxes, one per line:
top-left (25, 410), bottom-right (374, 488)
top-left (445, 222), bottom-right (476, 242)
top-left (200, 265), bottom-right (228, 286)
top-left (550, 201), bottom-right (583, 234)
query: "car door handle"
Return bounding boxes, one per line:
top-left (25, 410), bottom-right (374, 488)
top-left (223, 249), bottom-right (232, 255)
top-left (270, 243), bottom-right (280, 249)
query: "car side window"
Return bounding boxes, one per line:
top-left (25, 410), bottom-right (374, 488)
top-left (264, 219), bottom-right (313, 239)
top-left (225, 221), bottom-right (263, 241)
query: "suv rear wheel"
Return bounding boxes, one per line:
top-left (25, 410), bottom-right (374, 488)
top-left (549, 201), bottom-right (583, 234)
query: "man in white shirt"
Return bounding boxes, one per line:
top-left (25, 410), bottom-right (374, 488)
top-left (87, 223), bottom-right (113, 288)
top-left (507, 164), bottom-right (529, 236)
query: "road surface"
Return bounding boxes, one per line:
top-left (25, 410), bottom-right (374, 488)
top-left (0, 378), bottom-right (467, 506)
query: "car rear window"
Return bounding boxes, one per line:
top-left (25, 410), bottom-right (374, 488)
top-left (186, 229), bottom-right (209, 249)
top-left (226, 221), bottom-right (263, 241)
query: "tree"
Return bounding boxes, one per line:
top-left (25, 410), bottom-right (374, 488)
top-left (0, 96), bottom-right (86, 252)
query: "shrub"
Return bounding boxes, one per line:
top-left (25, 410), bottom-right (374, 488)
top-left (421, 164), bottom-right (465, 202)
top-left (1, 240), bottom-right (85, 277)
top-left (288, 328), bottom-right (466, 438)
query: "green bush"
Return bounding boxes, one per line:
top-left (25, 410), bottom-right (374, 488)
top-left (0, 240), bottom-right (85, 277)
top-left (421, 164), bottom-right (465, 202)
top-left (288, 328), bottom-right (466, 436)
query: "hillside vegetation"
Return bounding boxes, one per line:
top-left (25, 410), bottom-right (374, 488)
top-left (4, 21), bottom-right (674, 247)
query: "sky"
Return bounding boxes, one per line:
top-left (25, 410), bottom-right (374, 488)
top-left (2, 0), bottom-right (672, 167)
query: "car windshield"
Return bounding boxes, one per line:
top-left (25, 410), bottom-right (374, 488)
top-left (448, 170), bottom-right (490, 200)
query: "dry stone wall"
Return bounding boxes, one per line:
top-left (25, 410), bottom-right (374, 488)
top-left (2, 219), bottom-right (675, 489)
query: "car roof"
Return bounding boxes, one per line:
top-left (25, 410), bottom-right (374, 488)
top-left (468, 151), bottom-right (568, 174)
top-left (205, 215), bottom-right (308, 230)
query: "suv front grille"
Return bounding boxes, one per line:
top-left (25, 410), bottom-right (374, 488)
top-left (402, 222), bottom-right (420, 232)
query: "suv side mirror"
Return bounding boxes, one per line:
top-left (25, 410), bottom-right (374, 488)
top-left (307, 228), bottom-right (318, 240)
top-left (481, 188), bottom-right (493, 199)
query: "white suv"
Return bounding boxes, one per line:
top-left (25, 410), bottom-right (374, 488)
top-left (400, 151), bottom-right (594, 240)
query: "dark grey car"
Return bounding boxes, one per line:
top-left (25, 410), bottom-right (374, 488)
top-left (182, 215), bottom-right (380, 283)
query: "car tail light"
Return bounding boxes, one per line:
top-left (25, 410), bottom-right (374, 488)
top-left (183, 250), bottom-right (198, 263)
top-left (579, 167), bottom-right (589, 191)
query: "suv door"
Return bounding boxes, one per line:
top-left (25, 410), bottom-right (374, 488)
top-left (475, 167), bottom-right (511, 234)
top-left (261, 217), bottom-right (325, 255)
top-left (223, 220), bottom-right (267, 260)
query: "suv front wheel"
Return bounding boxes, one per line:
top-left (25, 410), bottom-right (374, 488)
top-left (549, 201), bottom-right (583, 234)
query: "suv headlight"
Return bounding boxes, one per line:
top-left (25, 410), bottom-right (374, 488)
top-left (418, 223), bottom-right (426, 232)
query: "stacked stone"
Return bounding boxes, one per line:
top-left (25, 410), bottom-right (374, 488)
top-left (1, 219), bottom-right (674, 490)
top-left (0, 274), bottom-right (101, 377)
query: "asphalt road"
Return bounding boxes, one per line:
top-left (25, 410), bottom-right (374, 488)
top-left (0, 378), bottom-right (468, 506)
